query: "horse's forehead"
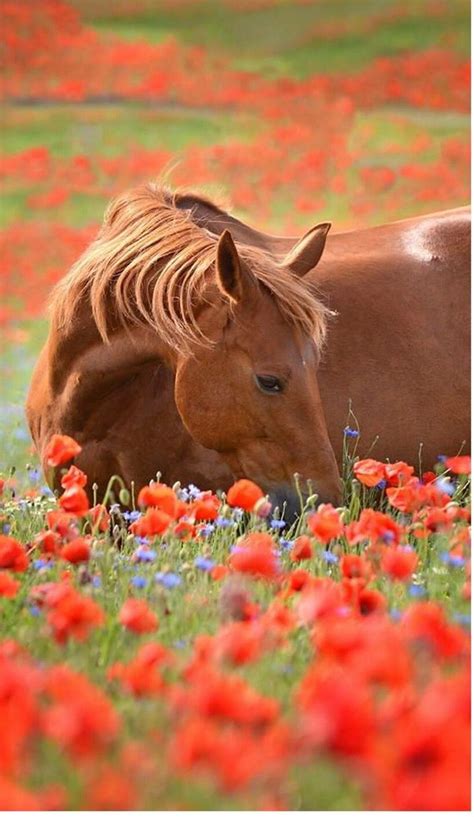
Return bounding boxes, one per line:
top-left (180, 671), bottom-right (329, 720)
top-left (237, 307), bottom-right (312, 361)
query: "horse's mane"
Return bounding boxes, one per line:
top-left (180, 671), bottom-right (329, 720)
top-left (50, 183), bottom-right (330, 352)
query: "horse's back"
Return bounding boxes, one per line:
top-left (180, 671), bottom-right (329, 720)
top-left (314, 207), bottom-right (470, 467)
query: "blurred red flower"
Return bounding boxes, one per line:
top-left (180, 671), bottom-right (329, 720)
top-left (44, 434), bottom-right (82, 467)
top-left (119, 599), bottom-right (159, 634)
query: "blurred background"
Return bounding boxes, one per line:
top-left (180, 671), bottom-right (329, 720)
top-left (0, 0), bottom-right (470, 480)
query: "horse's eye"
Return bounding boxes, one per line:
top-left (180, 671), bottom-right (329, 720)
top-left (256, 374), bottom-right (284, 394)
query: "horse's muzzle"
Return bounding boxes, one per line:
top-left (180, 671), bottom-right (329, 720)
top-left (268, 481), bottom-right (341, 525)
top-left (268, 485), bottom-right (304, 525)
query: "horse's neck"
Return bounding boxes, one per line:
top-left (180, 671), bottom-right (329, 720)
top-left (48, 298), bottom-right (176, 394)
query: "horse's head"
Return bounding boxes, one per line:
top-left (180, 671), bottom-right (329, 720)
top-left (174, 228), bottom-right (341, 517)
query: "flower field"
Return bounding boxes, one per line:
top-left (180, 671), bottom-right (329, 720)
top-left (0, 0), bottom-right (471, 810)
top-left (0, 437), bottom-right (471, 809)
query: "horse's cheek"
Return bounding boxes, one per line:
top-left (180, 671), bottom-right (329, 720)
top-left (174, 361), bottom-right (229, 451)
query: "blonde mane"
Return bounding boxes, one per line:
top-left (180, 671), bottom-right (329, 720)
top-left (50, 183), bottom-right (330, 352)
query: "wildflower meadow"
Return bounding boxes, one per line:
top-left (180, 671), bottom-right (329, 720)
top-left (0, 0), bottom-right (471, 811)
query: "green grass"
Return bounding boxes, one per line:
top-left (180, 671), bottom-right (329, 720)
top-left (84, 0), bottom-right (469, 77)
top-left (1, 105), bottom-right (258, 157)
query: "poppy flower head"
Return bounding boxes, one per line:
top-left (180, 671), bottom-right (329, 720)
top-left (137, 482), bottom-right (180, 518)
top-left (44, 434), bottom-right (82, 467)
top-left (307, 504), bottom-right (343, 544)
top-left (227, 479), bottom-right (265, 512)
top-left (353, 458), bottom-right (386, 487)
top-left (119, 598), bottom-right (159, 634)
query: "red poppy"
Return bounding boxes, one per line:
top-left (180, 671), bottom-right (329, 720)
top-left (87, 768), bottom-right (137, 811)
top-left (356, 587), bottom-right (387, 616)
top-left (137, 482), bottom-right (180, 518)
top-left (44, 665), bottom-right (119, 757)
top-left (381, 546), bottom-right (418, 581)
top-left (34, 529), bottom-right (61, 554)
top-left (297, 664), bottom-right (376, 757)
top-left (353, 458), bottom-right (386, 487)
top-left (46, 510), bottom-right (79, 538)
top-left (190, 494), bottom-right (220, 521)
top-left (345, 508), bottom-right (403, 547)
top-left (340, 554), bottom-right (373, 583)
top-left (89, 504), bottom-right (110, 532)
top-left (445, 455), bottom-right (471, 474)
top-left (44, 434), bottom-right (82, 467)
top-left (296, 578), bottom-right (346, 624)
top-left (211, 564), bottom-right (229, 581)
top-left (384, 461), bottom-right (415, 486)
top-left (60, 465), bottom-right (87, 489)
top-left (229, 533), bottom-right (280, 581)
top-left (173, 520), bottom-right (197, 540)
top-left (401, 602), bottom-right (468, 659)
top-left (291, 535), bottom-right (313, 561)
top-left (307, 504), bottom-right (343, 544)
top-left (130, 508), bottom-right (172, 537)
top-left (422, 470), bottom-right (437, 484)
top-left (59, 537), bottom-right (91, 564)
top-left (0, 571), bottom-right (20, 598)
top-left (108, 642), bottom-right (171, 697)
top-left (119, 599), bottom-right (159, 634)
top-left (45, 585), bottom-right (105, 644)
top-left (215, 621), bottom-right (264, 665)
top-left (227, 479), bottom-right (264, 512)
top-left (59, 485), bottom-right (89, 516)
top-left (0, 536), bottom-right (29, 572)
top-left (288, 568), bottom-right (311, 592)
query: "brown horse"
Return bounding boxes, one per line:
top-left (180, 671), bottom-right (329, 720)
top-left (26, 184), bottom-right (470, 515)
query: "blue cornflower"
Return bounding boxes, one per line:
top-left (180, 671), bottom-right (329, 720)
top-left (91, 576), bottom-right (101, 588)
top-left (270, 519), bottom-right (286, 530)
top-left (33, 558), bottom-right (50, 571)
top-left (215, 516), bottom-right (232, 528)
top-left (437, 454), bottom-right (447, 463)
top-left (131, 575), bottom-right (147, 589)
top-left (231, 508), bottom-right (244, 521)
top-left (453, 613), bottom-right (471, 628)
top-left (40, 486), bottom-right (54, 497)
top-left (344, 426), bottom-right (359, 438)
top-left (174, 639), bottom-right (187, 649)
top-left (434, 477), bottom-right (455, 496)
top-left (187, 484), bottom-right (202, 499)
top-left (321, 550), bottom-right (339, 564)
top-left (382, 531), bottom-right (396, 544)
top-left (155, 571), bottom-right (182, 588)
top-left (279, 538), bottom-right (293, 550)
top-left (28, 468), bottom-right (41, 484)
top-left (194, 556), bottom-right (215, 571)
top-left (133, 545), bottom-right (156, 562)
top-left (376, 479), bottom-right (387, 490)
top-left (409, 584), bottom-right (427, 597)
top-left (440, 552), bottom-right (465, 567)
top-left (199, 524), bottom-right (215, 537)
top-left (2, 524), bottom-right (11, 535)
top-left (28, 605), bottom-right (41, 617)
top-left (123, 510), bottom-right (141, 523)
top-left (390, 609), bottom-right (402, 621)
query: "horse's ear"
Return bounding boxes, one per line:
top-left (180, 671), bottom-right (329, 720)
top-left (283, 222), bottom-right (331, 277)
top-left (216, 230), bottom-right (245, 303)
